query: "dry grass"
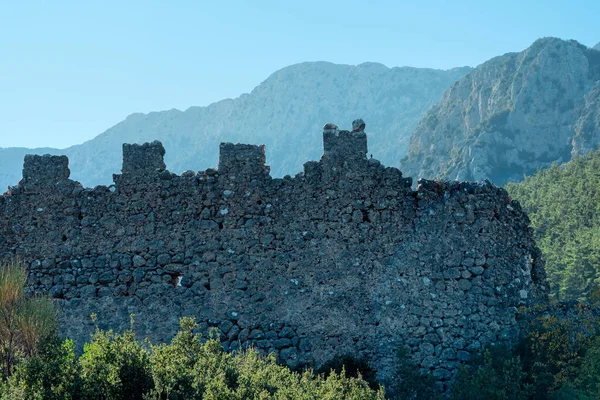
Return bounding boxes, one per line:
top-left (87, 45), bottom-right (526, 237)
top-left (0, 259), bottom-right (57, 376)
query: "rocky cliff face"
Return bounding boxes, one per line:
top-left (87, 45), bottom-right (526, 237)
top-left (572, 83), bottom-right (600, 157)
top-left (401, 38), bottom-right (600, 185)
top-left (0, 62), bottom-right (470, 189)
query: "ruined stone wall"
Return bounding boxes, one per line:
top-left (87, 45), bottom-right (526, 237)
top-left (0, 124), bottom-right (547, 389)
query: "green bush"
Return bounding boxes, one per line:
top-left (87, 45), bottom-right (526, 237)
top-left (145, 317), bottom-right (384, 399)
top-left (79, 314), bottom-right (153, 400)
top-left (450, 347), bottom-right (531, 400)
top-left (1, 337), bottom-right (81, 400)
top-left (1, 316), bottom-right (384, 399)
top-left (390, 347), bottom-right (438, 400)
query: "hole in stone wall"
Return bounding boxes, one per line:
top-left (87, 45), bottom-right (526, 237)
top-left (78, 213), bottom-right (84, 221)
top-left (61, 234), bottom-right (67, 242)
top-left (361, 210), bottom-right (370, 222)
top-left (204, 280), bottom-right (211, 291)
top-left (174, 274), bottom-right (183, 287)
top-left (257, 200), bottom-right (263, 205)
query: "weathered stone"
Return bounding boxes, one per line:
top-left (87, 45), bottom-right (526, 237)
top-left (457, 350), bottom-right (471, 362)
top-left (229, 341), bottom-right (241, 352)
top-left (238, 329), bottom-right (250, 343)
top-left (157, 254), bottom-right (171, 266)
top-left (1, 131), bottom-right (547, 387)
top-left (250, 329), bottom-right (265, 340)
top-left (98, 272), bottom-right (114, 284)
top-left (133, 255), bottom-right (146, 268)
top-left (265, 330), bottom-right (279, 341)
top-left (421, 355), bottom-right (437, 369)
top-left (133, 268), bottom-right (145, 283)
top-left (49, 285), bottom-right (64, 298)
top-left (298, 338), bottom-right (311, 352)
top-left (458, 279), bottom-right (472, 291)
top-left (219, 320), bottom-right (234, 335)
top-left (80, 285), bottom-right (97, 298)
top-left (443, 268), bottom-right (461, 279)
top-left (280, 346), bottom-right (298, 361)
top-left (432, 368), bottom-right (452, 381)
top-left (228, 325), bottom-right (240, 341)
top-left (440, 348), bottom-right (456, 361)
top-left (279, 327), bottom-right (295, 338)
top-left (273, 338), bottom-right (293, 349)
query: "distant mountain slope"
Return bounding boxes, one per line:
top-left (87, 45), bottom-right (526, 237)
top-left (401, 38), bottom-right (600, 185)
top-left (0, 62), bottom-right (471, 189)
top-left (594, 42), bottom-right (600, 51)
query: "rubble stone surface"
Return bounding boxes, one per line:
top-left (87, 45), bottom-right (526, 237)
top-left (0, 122), bottom-right (547, 387)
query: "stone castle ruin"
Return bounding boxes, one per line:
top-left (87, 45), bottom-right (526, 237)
top-left (0, 121), bottom-right (547, 388)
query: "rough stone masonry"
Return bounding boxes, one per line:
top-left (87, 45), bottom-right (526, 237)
top-left (0, 121), bottom-right (547, 388)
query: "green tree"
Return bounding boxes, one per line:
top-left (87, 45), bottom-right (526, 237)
top-left (557, 336), bottom-right (600, 399)
top-left (516, 304), bottom-right (600, 398)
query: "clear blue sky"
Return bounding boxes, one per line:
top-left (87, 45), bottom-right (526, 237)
top-left (1, 0), bottom-right (598, 149)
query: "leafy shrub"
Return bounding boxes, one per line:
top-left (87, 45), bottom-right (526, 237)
top-left (1, 337), bottom-right (82, 400)
top-left (389, 347), bottom-right (438, 400)
top-left (79, 314), bottom-right (153, 400)
top-left (146, 317), bottom-right (385, 399)
top-left (1, 316), bottom-right (384, 399)
top-left (450, 347), bottom-right (531, 400)
top-left (146, 317), bottom-right (210, 399)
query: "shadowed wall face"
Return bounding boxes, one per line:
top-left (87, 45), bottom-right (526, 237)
top-left (0, 122), bottom-right (547, 390)
top-left (20, 154), bottom-right (70, 190)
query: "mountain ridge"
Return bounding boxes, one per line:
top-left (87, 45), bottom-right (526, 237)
top-left (401, 37), bottom-right (600, 185)
top-left (0, 62), bottom-right (471, 189)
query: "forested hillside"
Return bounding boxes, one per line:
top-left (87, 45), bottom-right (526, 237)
top-left (506, 151), bottom-right (600, 300)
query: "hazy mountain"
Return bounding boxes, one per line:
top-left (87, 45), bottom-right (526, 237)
top-left (594, 42), bottom-right (600, 51)
top-left (401, 38), bottom-right (600, 185)
top-left (0, 62), bottom-right (471, 189)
